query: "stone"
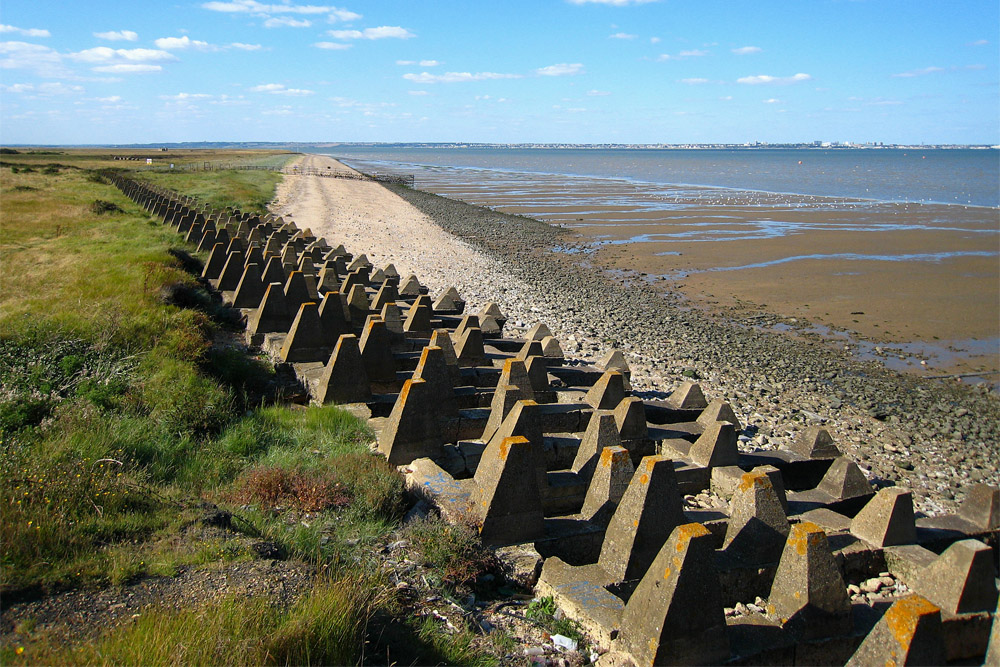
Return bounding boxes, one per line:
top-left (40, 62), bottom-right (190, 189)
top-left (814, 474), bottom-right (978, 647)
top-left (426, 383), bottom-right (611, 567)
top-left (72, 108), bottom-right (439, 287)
top-left (378, 378), bottom-right (442, 465)
top-left (571, 410), bottom-right (622, 482)
top-left (279, 302), bottom-right (327, 363)
top-left (584, 371), bottom-right (628, 410)
top-left (696, 398), bottom-right (742, 432)
top-left (787, 426), bottom-right (842, 459)
top-left (911, 539), bottom-right (998, 615)
top-left (767, 521), bottom-right (853, 639)
top-left (232, 263), bottom-right (266, 309)
top-left (613, 397), bottom-right (648, 441)
top-left (455, 327), bottom-right (486, 367)
top-left (816, 458), bottom-right (874, 500)
top-left (470, 436), bottom-right (545, 545)
top-left (667, 381), bottom-right (708, 410)
top-left (958, 483), bottom-right (1000, 530)
top-left (846, 596), bottom-right (945, 667)
top-left (688, 421), bottom-right (739, 468)
top-left (612, 523), bottom-right (730, 666)
top-left (412, 346), bottom-right (458, 419)
top-left (598, 455), bottom-right (685, 583)
top-left (481, 384), bottom-right (531, 444)
top-left (359, 318), bottom-right (397, 384)
top-left (580, 446), bottom-right (635, 528)
top-left (723, 470), bottom-right (790, 564)
top-left (315, 334), bottom-right (371, 405)
top-left (526, 323), bottom-right (553, 341)
top-left (851, 487), bottom-right (917, 548)
top-left (247, 283), bottom-right (292, 337)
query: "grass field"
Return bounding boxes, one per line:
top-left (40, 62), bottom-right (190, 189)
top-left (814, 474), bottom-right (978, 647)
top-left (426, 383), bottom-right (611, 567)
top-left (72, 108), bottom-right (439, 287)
top-left (0, 149), bottom-right (509, 665)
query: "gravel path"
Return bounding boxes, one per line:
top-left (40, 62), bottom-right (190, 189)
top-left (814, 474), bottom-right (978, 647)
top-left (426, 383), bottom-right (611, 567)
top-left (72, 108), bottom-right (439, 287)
top-left (272, 154), bottom-right (999, 516)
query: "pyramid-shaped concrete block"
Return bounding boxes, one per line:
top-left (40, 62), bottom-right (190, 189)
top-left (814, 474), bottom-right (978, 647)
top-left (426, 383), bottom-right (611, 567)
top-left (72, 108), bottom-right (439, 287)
top-left (470, 436), bottom-right (545, 545)
top-left (689, 421), bottom-right (739, 468)
top-left (911, 539), bottom-right (998, 615)
top-left (372, 283), bottom-right (398, 311)
top-left (455, 327), bottom-right (485, 367)
top-left (359, 318), bottom-right (397, 383)
top-left (723, 470), bottom-right (790, 565)
top-left (480, 400), bottom-right (547, 501)
top-left (247, 282), bottom-right (292, 336)
top-left (378, 378), bottom-right (443, 466)
top-left (283, 271), bottom-right (312, 316)
top-left (581, 446), bottom-right (634, 528)
top-left (453, 314), bottom-right (480, 341)
top-left (539, 335), bottom-right (563, 360)
top-left (598, 455), bottom-right (686, 582)
top-left (399, 274), bottom-right (422, 296)
top-left (846, 596), bottom-right (945, 667)
top-left (958, 483), bottom-right (999, 531)
top-left (429, 329), bottom-right (462, 385)
top-left (261, 255), bottom-right (286, 287)
top-left (613, 523), bottom-right (730, 666)
top-left (817, 457), bottom-right (874, 500)
top-left (497, 358), bottom-right (534, 400)
top-left (851, 487), bottom-right (917, 547)
top-left (515, 339), bottom-right (543, 362)
top-left (279, 302), bottom-right (328, 362)
top-left (413, 345), bottom-right (458, 419)
top-left (379, 302), bottom-right (404, 336)
top-left (696, 398), bottom-right (742, 432)
top-left (585, 371), bottom-right (628, 410)
top-left (667, 380), bottom-right (708, 410)
top-left (317, 264), bottom-right (340, 294)
top-left (613, 397), bottom-right (648, 441)
top-left (596, 349), bottom-right (630, 375)
top-left (346, 284), bottom-right (370, 323)
top-left (202, 242), bottom-right (228, 279)
top-left (767, 521), bottom-right (852, 639)
top-left (526, 323), bottom-right (553, 341)
top-left (232, 263), bottom-right (266, 309)
top-left (524, 355), bottom-right (550, 395)
top-left (478, 301), bottom-right (505, 324)
top-left (480, 384), bottom-right (531, 444)
top-left (346, 253), bottom-right (370, 271)
top-left (432, 286), bottom-right (464, 313)
top-left (571, 410), bottom-right (621, 482)
top-left (315, 334), bottom-right (371, 405)
top-left (787, 426), bottom-right (842, 459)
top-left (318, 291), bottom-right (351, 345)
top-left (403, 303), bottom-right (432, 333)
top-left (217, 250), bottom-right (247, 291)
top-left (479, 314), bottom-right (502, 336)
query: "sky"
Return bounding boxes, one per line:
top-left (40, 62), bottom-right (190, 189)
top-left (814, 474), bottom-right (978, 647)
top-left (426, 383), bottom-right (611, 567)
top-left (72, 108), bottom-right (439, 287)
top-left (1, 0), bottom-right (997, 145)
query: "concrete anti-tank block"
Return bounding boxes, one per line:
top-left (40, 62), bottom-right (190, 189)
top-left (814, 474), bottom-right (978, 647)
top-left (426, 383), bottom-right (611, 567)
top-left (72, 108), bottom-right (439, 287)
top-left (585, 371), bottom-right (628, 410)
top-left (580, 446), bottom-right (634, 528)
top-left (696, 397), bottom-right (742, 432)
top-left (378, 378), bottom-right (443, 465)
top-left (470, 435), bottom-right (545, 545)
top-left (958, 483), bottom-right (1000, 531)
top-left (688, 421), bottom-right (739, 468)
top-left (850, 487), bottom-right (917, 547)
top-left (315, 334), bottom-right (371, 405)
top-left (911, 539), bottom-right (998, 615)
top-left (667, 381), bottom-right (708, 410)
top-left (722, 470), bottom-right (790, 565)
top-left (786, 426), bottom-right (842, 460)
top-left (612, 523), bottom-right (730, 666)
top-left (846, 595), bottom-right (946, 667)
top-left (572, 410), bottom-right (622, 482)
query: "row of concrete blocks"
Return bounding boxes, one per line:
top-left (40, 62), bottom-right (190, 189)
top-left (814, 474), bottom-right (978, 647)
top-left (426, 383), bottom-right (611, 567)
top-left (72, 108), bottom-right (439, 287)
top-left (111, 175), bottom-right (1000, 665)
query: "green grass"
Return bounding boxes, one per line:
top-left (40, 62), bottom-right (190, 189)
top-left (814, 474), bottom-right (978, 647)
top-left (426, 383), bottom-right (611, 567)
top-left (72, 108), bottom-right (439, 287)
top-left (140, 161), bottom-right (291, 213)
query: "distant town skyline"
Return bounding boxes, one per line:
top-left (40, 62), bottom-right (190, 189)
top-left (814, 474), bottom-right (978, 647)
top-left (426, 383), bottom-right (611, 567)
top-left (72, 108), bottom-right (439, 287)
top-left (1, 0), bottom-right (997, 145)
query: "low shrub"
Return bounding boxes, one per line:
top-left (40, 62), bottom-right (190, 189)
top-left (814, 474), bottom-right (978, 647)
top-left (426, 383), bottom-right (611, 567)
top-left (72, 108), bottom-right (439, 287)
top-left (404, 515), bottom-right (497, 588)
top-left (232, 465), bottom-right (352, 513)
top-left (89, 199), bottom-right (124, 214)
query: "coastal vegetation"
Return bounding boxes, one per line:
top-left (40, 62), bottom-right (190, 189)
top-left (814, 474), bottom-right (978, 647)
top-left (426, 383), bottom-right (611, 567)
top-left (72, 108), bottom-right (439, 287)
top-left (0, 150), bottom-right (506, 664)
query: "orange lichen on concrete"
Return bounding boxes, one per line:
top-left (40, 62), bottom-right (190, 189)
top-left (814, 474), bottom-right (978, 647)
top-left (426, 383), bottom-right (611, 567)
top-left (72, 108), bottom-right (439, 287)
top-left (737, 470), bottom-right (771, 493)
top-left (885, 595), bottom-right (940, 653)
top-left (675, 522), bottom-right (710, 552)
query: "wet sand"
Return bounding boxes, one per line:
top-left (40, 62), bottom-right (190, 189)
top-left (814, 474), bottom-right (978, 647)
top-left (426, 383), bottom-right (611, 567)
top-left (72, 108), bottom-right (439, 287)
top-left (406, 173), bottom-right (999, 379)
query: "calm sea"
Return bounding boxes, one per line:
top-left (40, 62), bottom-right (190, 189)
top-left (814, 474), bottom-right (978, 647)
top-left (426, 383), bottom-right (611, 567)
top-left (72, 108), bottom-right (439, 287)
top-left (317, 146), bottom-right (999, 208)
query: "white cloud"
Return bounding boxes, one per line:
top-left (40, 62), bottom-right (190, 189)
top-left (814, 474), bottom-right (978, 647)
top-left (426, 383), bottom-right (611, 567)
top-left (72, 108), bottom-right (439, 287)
top-left (719, 95), bottom-right (733, 101)
top-left (1, 83), bottom-right (34, 93)
top-left (737, 72), bottom-right (811, 84)
top-left (535, 62), bottom-right (584, 76)
top-left (93, 64), bottom-right (162, 73)
top-left (201, 1), bottom-right (360, 22)
top-left (968, 39), bottom-right (988, 46)
top-left (0, 25), bottom-right (50, 38)
top-left (230, 42), bottom-right (263, 50)
top-left (161, 92), bottom-right (213, 100)
top-left (94, 30), bottom-right (138, 41)
top-left (0, 41), bottom-right (67, 77)
top-left (419, 59), bottom-right (440, 66)
top-left (658, 49), bottom-right (708, 61)
top-left (97, 95), bottom-right (122, 102)
top-left (403, 71), bottom-right (522, 83)
top-left (264, 17), bottom-right (311, 27)
top-left (155, 36), bottom-right (217, 50)
top-left (328, 26), bottom-right (414, 39)
top-left (1, 82), bottom-right (82, 94)
top-left (732, 45), bottom-right (761, 55)
top-left (408, 89), bottom-right (429, 95)
top-left (314, 41), bottom-right (351, 49)
top-left (249, 82), bottom-right (314, 95)
top-left (609, 32), bottom-right (636, 39)
top-left (587, 89), bottom-right (610, 96)
top-left (681, 77), bottom-right (709, 84)
top-left (70, 47), bottom-right (176, 64)
top-left (891, 66), bottom-right (944, 78)
top-left (762, 98), bottom-right (780, 103)
top-left (396, 60), bottom-right (414, 65)
top-left (649, 36), bottom-right (660, 44)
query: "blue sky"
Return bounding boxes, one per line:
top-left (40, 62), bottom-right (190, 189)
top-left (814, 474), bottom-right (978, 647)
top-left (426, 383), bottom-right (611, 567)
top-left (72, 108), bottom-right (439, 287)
top-left (1, 0), bottom-right (997, 145)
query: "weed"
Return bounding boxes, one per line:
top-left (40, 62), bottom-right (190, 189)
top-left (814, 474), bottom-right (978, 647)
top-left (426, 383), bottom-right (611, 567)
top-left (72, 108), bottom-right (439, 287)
top-left (404, 515), bottom-right (497, 588)
top-left (525, 596), bottom-right (585, 644)
top-left (233, 465), bottom-right (352, 512)
top-left (89, 199), bottom-right (123, 214)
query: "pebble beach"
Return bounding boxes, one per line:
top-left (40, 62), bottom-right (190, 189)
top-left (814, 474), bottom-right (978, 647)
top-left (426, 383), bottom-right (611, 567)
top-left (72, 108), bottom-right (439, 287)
top-left (271, 153), bottom-right (1000, 517)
